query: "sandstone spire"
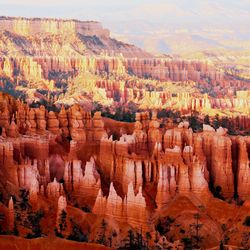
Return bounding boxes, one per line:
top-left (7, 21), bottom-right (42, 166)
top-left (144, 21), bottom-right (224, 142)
top-left (8, 197), bottom-right (14, 232)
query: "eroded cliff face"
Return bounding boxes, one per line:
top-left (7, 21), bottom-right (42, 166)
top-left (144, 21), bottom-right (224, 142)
top-left (0, 17), bottom-right (150, 58)
top-left (236, 137), bottom-right (250, 200)
top-left (0, 16), bottom-right (249, 119)
top-left (0, 93), bottom-right (249, 248)
top-left (0, 17), bottom-right (110, 38)
top-left (0, 93), bottom-right (249, 202)
top-left (0, 93), bottom-right (249, 200)
top-left (0, 55), bottom-right (249, 122)
top-left (0, 15), bottom-right (249, 249)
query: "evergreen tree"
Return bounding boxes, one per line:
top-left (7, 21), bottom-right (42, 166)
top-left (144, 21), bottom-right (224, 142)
top-left (241, 232), bottom-right (250, 248)
top-left (156, 216), bottom-right (175, 235)
top-left (181, 237), bottom-right (192, 249)
top-left (59, 210), bottom-right (67, 233)
top-left (204, 115), bottom-right (210, 125)
top-left (0, 213), bottom-right (5, 234)
top-left (67, 220), bottom-right (88, 242)
top-left (213, 114), bottom-right (221, 129)
top-left (145, 232), bottom-right (152, 249)
top-left (19, 189), bottom-right (31, 210)
top-left (25, 210), bottom-right (44, 238)
top-left (189, 213), bottom-right (203, 248)
top-left (96, 219), bottom-right (107, 245)
top-left (189, 115), bottom-right (202, 132)
top-left (13, 223), bottom-right (19, 236)
top-left (128, 229), bottom-right (135, 249)
top-left (243, 216), bottom-right (250, 227)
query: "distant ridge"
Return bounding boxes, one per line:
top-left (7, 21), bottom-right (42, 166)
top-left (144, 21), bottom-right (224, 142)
top-left (0, 16), bottom-right (99, 23)
top-left (0, 16), bottom-right (151, 58)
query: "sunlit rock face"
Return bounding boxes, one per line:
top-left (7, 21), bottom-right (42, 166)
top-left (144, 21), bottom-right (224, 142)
top-left (236, 137), bottom-right (250, 200)
top-left (0, 55), bottom-right (249, 121)
top-left (0, 95), bottom-right (248, 206)
top-left (0, 93), bottom-right (248, 201)
top-left (0, 99), bottom-right (250, 248)
top-left (0, 17), bottom-right (150, 59)
top-left (0, 17), bottom-right (110, 38)
top-left (210, 134), bottom-right (234, 198)
top-left (93, 181), bottom-right (148, 231)
top-left (0, 16), bottom-right (249, 248)
top-left (125, 59), bottom-right (225, 82)
top-left (56, 195), bottom-right (68, 235)
top-left (8, 197), bottom-right (14, 232)
top-left (0, 17), bottom-right (249, 130)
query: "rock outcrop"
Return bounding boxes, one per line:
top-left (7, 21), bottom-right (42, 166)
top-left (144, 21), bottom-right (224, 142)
top-left (237, 137), bottom-right (250, 200)
top-left (56, 196), bottom-right (67, 233)
top-left (93, 182), bottom-right (148, 231)
top-left (8, 197), bottom-right (14, 232)
top-left (0, 95), bottom-right (249, 248)
top-left (0, 15), bottom-right (249, 248)
top-left (210, 134), bottom-right (234, 198)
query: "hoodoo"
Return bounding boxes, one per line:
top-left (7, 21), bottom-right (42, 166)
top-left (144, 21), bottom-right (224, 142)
top-left (0, 11), bottom-right (249, 250)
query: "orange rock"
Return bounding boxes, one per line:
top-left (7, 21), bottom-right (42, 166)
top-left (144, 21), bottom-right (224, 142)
top-left (237, 137), bottom-right (250, 200)
top-left (8, 197), bottom-right (14, 232)
top-left (56, 196), bottom-right (67, 233)
top-left (46, 178), bottom-right (64, 200)
top-left (211, 135), bottom-right (234, 198)
top-left (47, 111), bottom-right (60, 135)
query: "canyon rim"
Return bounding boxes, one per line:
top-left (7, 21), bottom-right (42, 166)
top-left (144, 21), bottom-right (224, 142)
top-left (0, 1), bottom-right (250, 249)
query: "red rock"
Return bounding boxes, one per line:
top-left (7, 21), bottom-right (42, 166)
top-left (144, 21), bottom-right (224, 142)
top-left (56, 196), bottom-right (67, 233)
top-left (8, 197), bottom-right (14, 232)
top-left (155, 164), bottom-right (171, 209)
top-left (237, 137), bottom-right (250, 200)
top-left (46, 178), bottom-right (64, 200)
top-left (211, 135), bottom-right (234, 198)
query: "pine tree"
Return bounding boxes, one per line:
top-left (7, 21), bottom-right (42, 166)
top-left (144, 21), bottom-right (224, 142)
top-left (204, 115), bottom-right (210, 125)
top-left (26, 210), bottom-right (44, 238)
top-left (67, 220), bottom-right (88, 242)
top-left (96, 219), bottom-right (107, 245)
top-left (59, 210), bottom-right (67, 232)
top-left (189, 213), bottom-right (203, 248)
top-left (213, 114), bottom-right (221, 129)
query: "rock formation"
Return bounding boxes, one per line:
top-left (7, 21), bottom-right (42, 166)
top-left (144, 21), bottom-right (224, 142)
top-left (56, 195), bottom-right (67, 233)
top-left (68, 106), bottom-right (86, 142)
top-left (92, 112), bottom-right (108, 141)
top-left (0, 15), bottom-right (249, 247)
top-left (8, 197), bottom-right (14, 232)
top-left (237, 137), bottom-right (250, 200)
top-left (211, 134), bottom-right (234, 198)
top-left (47, 178), bottom-right (64, 200)
top-left (0, 102), bottom-right (249, 248)
top-left (93, 182), bottom-right (148, 231)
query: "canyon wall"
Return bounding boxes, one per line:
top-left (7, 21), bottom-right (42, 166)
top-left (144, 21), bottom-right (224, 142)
top-left (0, 56), bottom-right (249, 119)
top-left (0, 17), bottom-right (110, 38)
top-left (0, 94), bottom-right (249, 233)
